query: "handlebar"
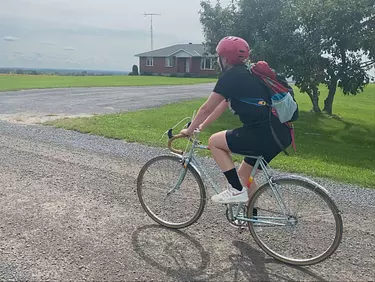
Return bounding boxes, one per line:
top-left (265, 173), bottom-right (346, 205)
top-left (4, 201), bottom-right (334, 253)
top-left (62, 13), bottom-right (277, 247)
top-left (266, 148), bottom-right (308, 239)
top-left (166, 122), bottom-right (199, 155)
top-left (167, 133), bottom-right (186, 155)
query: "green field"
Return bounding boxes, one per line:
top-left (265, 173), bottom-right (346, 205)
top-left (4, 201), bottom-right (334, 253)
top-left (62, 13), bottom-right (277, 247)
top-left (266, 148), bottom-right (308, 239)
top-left (0, 75), bottom-right (216, 91)
top-left (47, 84), bottom-right (375, 188)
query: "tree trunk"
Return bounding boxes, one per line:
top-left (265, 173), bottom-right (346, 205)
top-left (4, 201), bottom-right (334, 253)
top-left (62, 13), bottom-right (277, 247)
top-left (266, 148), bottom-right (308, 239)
top-left (311, 86), bottom-right (321, 112)
top-left (306, 87), bottom-right (321, 112)
top-left (323, 78), bottom-right (338, 115)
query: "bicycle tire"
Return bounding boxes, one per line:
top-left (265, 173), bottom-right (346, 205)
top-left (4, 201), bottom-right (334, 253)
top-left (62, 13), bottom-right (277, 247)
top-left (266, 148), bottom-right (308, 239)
top-left (247, 175), bottom-right (343, 266)
top-left (137, 155), bottom-right (206, 229)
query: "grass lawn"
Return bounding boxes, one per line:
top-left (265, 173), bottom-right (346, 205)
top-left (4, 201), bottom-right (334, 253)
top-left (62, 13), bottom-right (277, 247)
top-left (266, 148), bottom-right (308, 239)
top-left (0, 74), bottom-right (216, 91)
top-left (47, 84), bottom-right (375, 188)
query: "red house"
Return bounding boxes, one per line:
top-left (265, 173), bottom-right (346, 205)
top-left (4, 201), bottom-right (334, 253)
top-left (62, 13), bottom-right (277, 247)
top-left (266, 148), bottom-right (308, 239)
top-left (134, 43), bottom-right (217, 77)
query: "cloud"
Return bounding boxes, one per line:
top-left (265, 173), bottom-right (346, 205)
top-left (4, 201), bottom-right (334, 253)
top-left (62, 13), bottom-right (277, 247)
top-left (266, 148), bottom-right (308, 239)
top-left (40, 40), bottom-right (56, 45)
top-left (46, 54), bottom-right (69, 60)
top-left (35, 51), bottom-right (42, 60)
top-left (2, 36), bottom-right (20, 41)
top-left (64, 46), bottom-right (75, 51)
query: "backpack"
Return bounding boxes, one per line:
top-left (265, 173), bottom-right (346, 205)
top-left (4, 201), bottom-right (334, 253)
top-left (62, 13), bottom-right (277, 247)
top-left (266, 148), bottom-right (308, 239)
top-left (249, 61), bottom-right (299, 123)
top-left (246, 61), bottom-right (299, 155)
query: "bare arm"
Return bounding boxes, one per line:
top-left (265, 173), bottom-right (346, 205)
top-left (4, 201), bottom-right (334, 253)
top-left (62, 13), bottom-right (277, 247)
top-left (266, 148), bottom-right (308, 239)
top-left (200, 100), bottom-right (228, 131)
top-left (182, 92), bottom-right (225, 135)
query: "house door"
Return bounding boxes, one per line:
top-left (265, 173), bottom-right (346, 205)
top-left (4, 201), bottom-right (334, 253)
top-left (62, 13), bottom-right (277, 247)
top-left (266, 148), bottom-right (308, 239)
top-left (185, 59), bottom-right (190, 73)
top-left (177, 58), bottom-right (186, 73)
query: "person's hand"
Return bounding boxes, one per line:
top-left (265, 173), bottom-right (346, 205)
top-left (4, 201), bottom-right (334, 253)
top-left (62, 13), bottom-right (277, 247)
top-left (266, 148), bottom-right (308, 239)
top-left (180, 128), bottom-right (194, 137)
top-left (198, 124), bottom-right (205, 131)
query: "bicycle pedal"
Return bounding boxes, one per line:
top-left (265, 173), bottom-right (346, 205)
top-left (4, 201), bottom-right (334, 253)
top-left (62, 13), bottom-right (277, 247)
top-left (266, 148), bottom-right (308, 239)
top-left (237, 226), bottom-right (246, 234)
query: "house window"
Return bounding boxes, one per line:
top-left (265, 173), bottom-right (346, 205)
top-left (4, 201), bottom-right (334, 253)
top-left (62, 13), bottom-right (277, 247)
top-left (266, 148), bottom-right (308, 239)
top-left (201, 57), bottom-right (215, 70)
top-left (165, 57), bottom-right (173, 67)
top-left (146, 57), bottom-right (153, 66)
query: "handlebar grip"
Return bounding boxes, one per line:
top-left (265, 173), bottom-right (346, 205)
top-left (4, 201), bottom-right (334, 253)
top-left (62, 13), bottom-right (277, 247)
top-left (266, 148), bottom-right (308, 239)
top-left (167, 133), bottom-right (186, 155)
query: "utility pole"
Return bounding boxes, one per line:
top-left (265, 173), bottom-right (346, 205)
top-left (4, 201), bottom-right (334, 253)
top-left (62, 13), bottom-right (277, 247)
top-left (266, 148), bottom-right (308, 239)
top-left (144, 13), bottom-right (161, 50)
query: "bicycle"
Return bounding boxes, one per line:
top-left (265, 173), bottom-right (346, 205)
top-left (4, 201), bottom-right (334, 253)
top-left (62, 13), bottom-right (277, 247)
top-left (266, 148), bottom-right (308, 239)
top-left (136, 116), bottom-right (343, 266)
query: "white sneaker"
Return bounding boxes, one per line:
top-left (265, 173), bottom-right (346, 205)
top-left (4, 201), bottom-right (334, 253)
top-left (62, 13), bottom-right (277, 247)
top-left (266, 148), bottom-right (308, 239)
top-left (211, 186), bottom-right (248, 204)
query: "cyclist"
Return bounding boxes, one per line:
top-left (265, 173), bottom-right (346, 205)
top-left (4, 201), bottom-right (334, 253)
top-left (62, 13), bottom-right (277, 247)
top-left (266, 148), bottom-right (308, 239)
top-left (180, 36), bottom-right (292, 204)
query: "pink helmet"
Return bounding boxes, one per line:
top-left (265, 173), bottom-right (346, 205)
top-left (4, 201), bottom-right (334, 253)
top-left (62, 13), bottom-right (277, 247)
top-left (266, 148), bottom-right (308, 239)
top-left (216, 36), bottom-right (250, 65)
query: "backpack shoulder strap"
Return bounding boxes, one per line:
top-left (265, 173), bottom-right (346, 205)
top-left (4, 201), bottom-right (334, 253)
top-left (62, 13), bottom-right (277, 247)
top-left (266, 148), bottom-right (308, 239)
top-left (246, 65), bottom-right (273, 104)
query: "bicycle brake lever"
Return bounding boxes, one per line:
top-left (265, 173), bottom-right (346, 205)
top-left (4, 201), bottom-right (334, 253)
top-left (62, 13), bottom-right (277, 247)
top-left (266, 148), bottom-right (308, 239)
top-left (167, 128), bottom-right (173, 139)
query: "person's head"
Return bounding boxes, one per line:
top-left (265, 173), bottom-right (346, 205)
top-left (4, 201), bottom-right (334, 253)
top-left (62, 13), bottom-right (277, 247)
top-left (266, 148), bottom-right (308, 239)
top-left (216, 36), bottom-right (250, 72)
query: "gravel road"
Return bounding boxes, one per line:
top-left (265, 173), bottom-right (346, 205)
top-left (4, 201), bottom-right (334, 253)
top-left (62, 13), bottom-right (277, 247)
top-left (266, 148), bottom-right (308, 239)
top-left (0, 120), bottom-right (374, 281)
top-left (0, 85), bottom-right (374, 281)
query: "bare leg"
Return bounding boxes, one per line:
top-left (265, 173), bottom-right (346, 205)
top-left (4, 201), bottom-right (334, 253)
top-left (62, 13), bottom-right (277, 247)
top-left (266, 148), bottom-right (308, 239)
top-left (208, 131), bottom-right (249, 204)
top-left (208, 131), bottom-right (235, 172)
top-left (237, 161), bottom-right (260, 199)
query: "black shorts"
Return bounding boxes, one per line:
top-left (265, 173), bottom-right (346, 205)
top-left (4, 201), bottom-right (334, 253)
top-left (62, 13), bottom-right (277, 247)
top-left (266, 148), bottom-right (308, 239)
top-left (225, 122), bottom-right (292, 169)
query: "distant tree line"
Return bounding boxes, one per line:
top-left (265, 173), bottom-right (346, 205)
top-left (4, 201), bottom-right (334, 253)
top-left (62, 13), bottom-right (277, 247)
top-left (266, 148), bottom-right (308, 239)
top-left (0, 68), bottom-right (129, 76)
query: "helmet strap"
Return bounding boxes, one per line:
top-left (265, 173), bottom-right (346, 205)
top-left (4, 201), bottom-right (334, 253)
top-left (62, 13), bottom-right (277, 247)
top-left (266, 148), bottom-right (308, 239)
top-left (219, 57), bottom-right (227, 72)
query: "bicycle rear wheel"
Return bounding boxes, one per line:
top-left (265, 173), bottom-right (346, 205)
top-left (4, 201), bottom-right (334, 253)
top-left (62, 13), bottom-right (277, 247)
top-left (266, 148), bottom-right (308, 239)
top-left (247, 175), bottom-right (343, 266)
top-left (137, 155), bottom-right (206, 229)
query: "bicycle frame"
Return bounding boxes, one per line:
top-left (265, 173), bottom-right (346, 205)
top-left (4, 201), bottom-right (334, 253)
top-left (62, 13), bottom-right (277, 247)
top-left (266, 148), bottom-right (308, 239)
top-left (138, 115), bottom-right (343, 265)
top-left (167, 128), bottom-right (291, 227)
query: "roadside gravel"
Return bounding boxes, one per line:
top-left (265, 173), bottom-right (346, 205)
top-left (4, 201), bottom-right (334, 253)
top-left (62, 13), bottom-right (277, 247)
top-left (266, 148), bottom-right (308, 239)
top-left (0, 120), bottom-right (374, 281)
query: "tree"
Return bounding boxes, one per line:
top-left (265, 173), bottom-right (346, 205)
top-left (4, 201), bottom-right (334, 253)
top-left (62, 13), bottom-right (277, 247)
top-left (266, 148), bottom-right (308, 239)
top-left (199, 0), bottom-right (238, 54)
top-left (199, 0), bottom-right (375, 115)
top-left (294, 0), bottom-right (374, 114)
top-left (129, 65), bottom-right (139, 76)
top-left (200, 0), bottom-right (326, 112)
top-left (132, 65), bottom-right (139, 75)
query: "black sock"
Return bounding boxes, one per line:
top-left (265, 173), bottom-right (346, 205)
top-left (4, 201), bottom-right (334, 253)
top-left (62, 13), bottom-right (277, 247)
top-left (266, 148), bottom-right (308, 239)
top-left (223, 168), bottom-right (243, 191)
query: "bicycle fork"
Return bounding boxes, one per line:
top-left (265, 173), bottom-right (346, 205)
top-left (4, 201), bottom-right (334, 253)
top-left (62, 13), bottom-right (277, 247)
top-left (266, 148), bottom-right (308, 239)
top-left (166, 157), bottom-right (190, 195)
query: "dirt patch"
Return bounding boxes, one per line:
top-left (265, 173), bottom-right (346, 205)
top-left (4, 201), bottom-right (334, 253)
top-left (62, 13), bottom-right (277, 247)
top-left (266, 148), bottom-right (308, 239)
top-left (0, 113), bottom-right (93, 125)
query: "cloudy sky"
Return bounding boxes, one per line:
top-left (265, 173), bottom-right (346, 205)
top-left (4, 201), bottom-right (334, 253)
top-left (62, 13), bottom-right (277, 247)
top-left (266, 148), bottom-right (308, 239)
top-left (0, 0), bottom-right (232, 71)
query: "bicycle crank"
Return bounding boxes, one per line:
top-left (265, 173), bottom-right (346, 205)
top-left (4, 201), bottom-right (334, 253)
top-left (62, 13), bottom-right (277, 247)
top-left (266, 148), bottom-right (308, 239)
top-left (225, 204), bottom-right (248, 229)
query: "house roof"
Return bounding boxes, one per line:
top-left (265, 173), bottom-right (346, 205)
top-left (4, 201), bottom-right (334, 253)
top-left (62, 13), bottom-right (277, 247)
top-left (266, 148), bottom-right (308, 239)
top-left (134, 43), bottom-right (215, 58)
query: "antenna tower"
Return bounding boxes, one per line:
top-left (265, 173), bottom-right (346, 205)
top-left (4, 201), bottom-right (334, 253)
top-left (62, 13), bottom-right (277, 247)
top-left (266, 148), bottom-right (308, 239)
top-left (144, 13), bottom-right (161, 50)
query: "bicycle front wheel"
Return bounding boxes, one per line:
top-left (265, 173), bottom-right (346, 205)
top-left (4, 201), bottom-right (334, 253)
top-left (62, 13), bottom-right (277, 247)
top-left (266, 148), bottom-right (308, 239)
top-left (137, 155), bottom-right (206, 229)
top-left (247, 175), bottom-right (343, 266)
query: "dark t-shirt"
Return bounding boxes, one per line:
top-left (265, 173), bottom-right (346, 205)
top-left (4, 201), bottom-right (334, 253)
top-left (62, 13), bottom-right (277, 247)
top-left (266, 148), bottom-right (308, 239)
top-left (213, 64), bottom-right (273, 127)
